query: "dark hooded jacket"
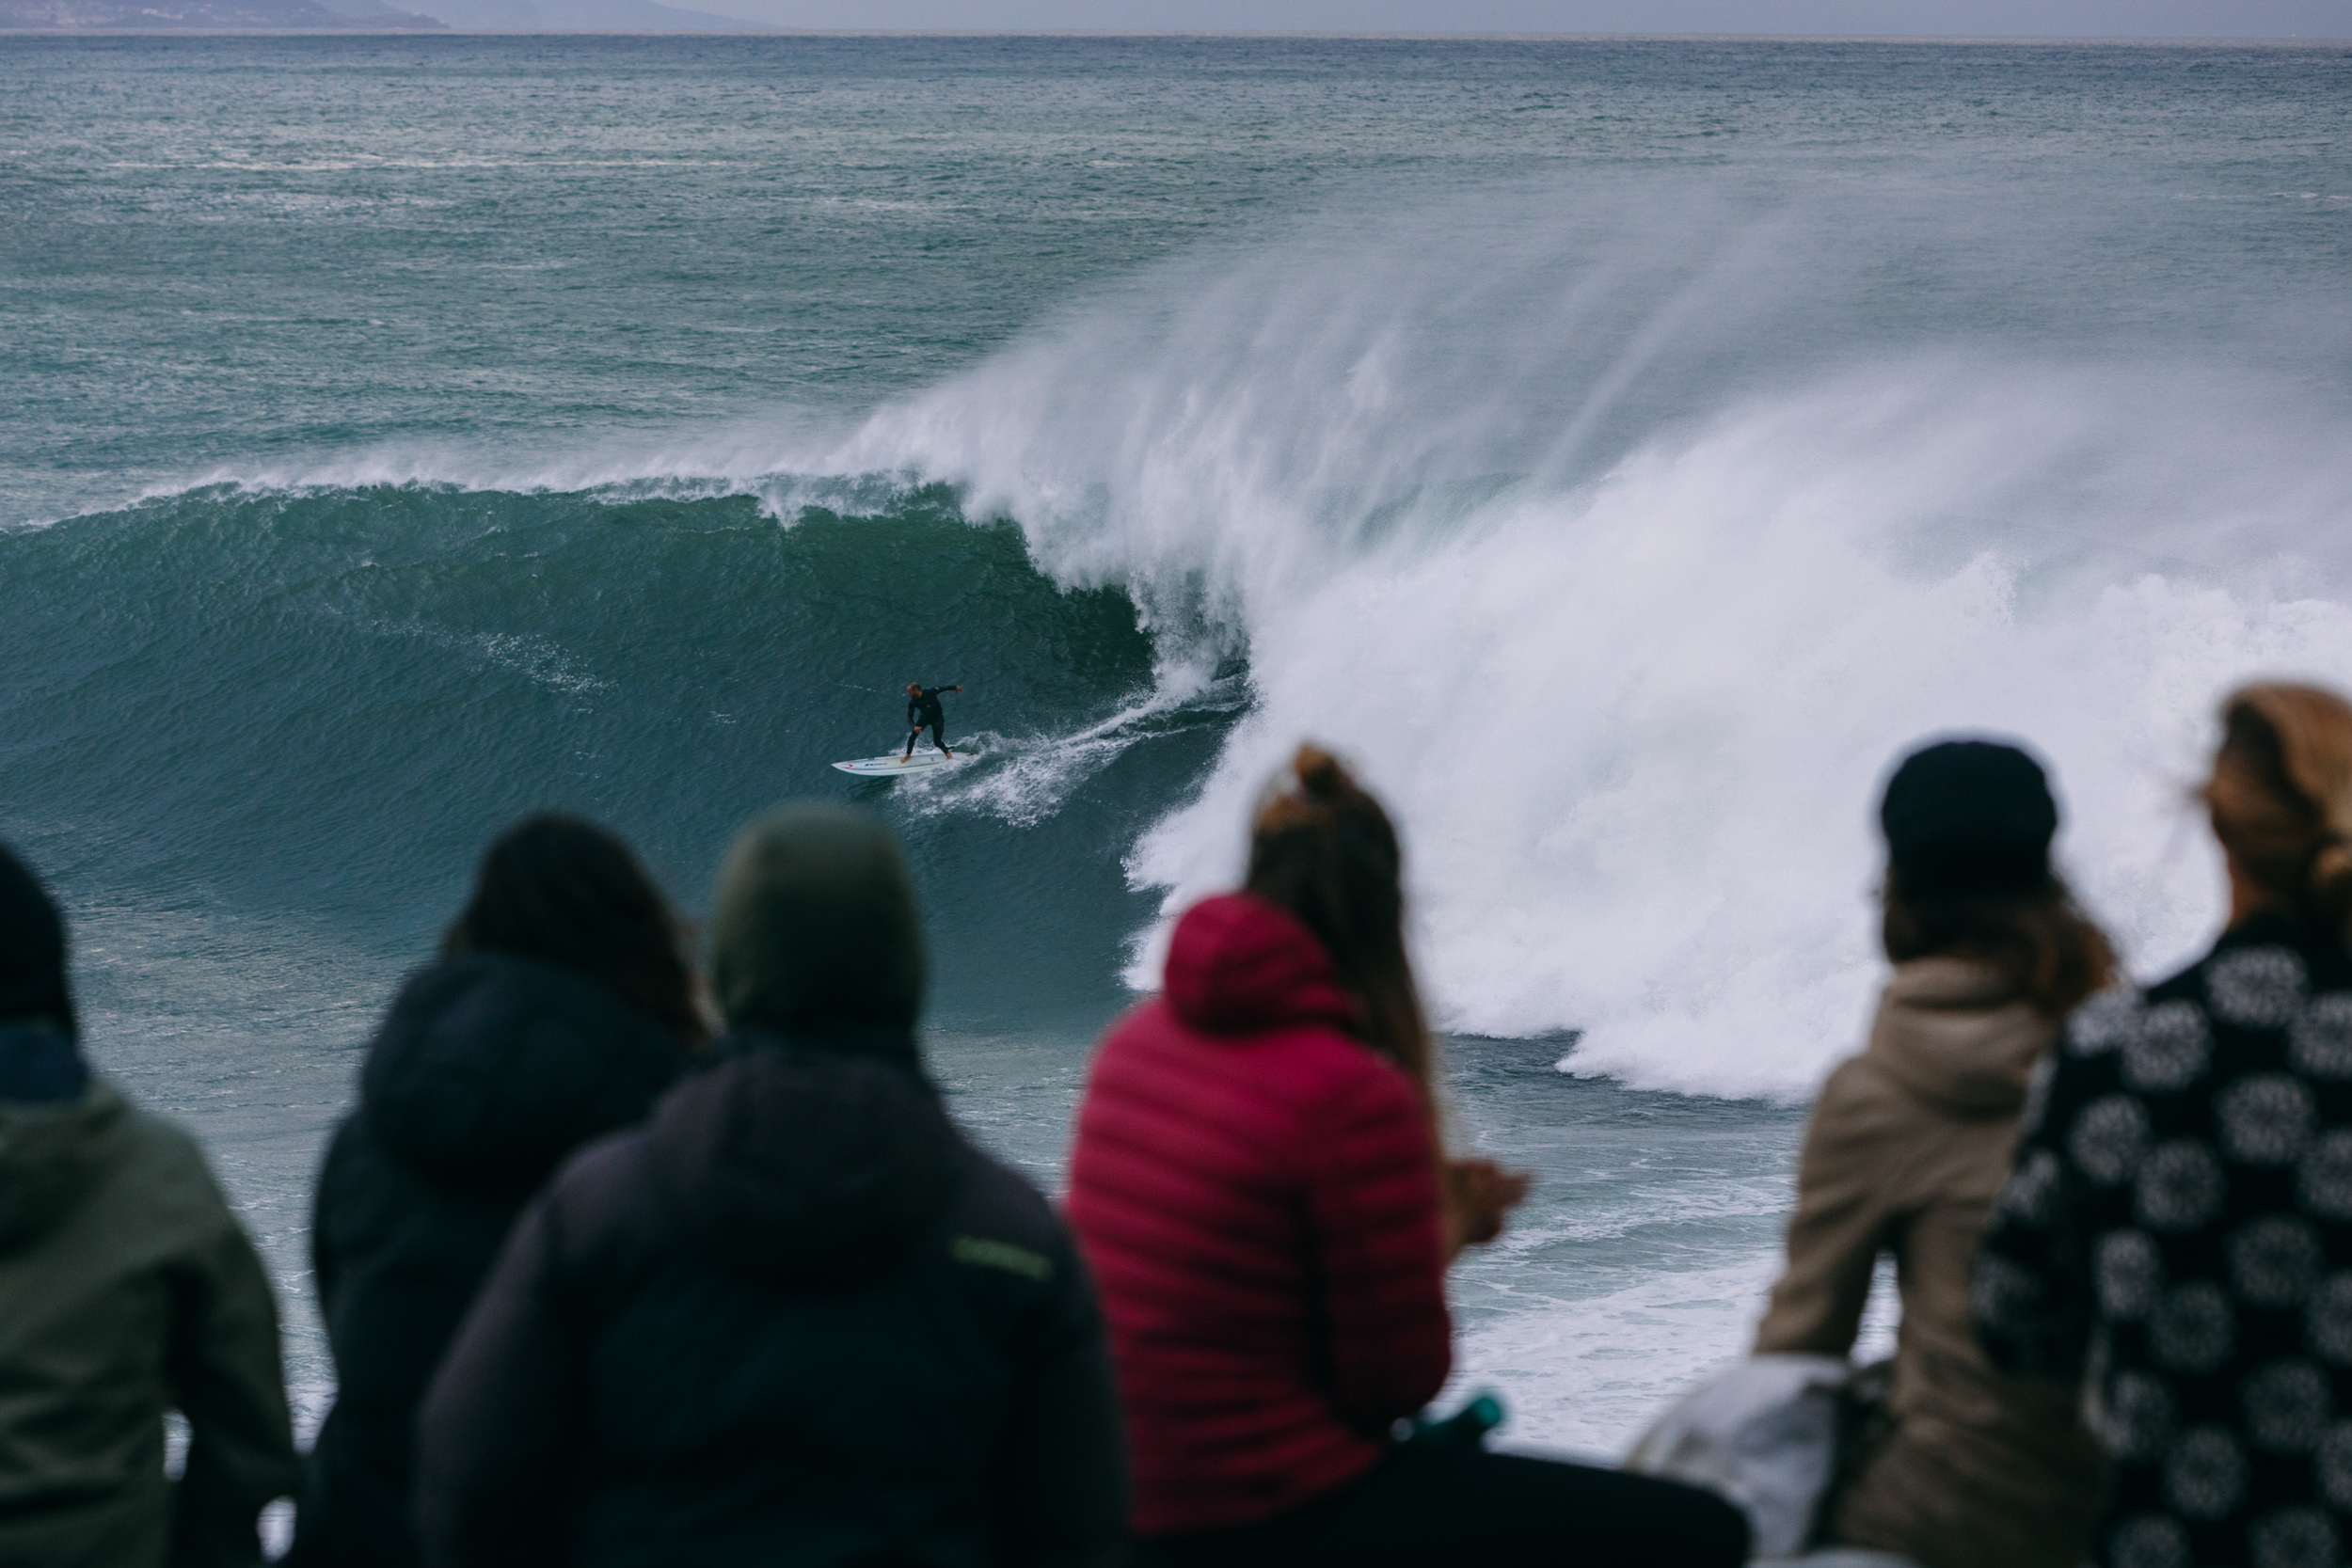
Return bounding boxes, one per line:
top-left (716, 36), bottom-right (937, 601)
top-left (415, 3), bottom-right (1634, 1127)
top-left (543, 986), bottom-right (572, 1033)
top-left (294, 955), bottom-right (686, 1568)
top-left (413, 1029), bottom-right (1127, 1568)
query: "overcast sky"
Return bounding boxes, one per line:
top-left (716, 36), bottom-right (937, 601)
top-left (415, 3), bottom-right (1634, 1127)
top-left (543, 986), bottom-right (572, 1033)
top-left (707, 0), bottom-right (2351, 36)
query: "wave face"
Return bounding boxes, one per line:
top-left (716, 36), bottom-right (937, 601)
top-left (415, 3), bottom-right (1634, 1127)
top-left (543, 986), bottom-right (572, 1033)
top-left (0, 480), bottom-right (1240, 1041)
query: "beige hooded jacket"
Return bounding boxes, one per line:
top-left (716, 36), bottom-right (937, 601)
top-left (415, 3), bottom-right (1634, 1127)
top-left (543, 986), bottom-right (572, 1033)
top-left (1755, 958), bottom-right (2106, 1568)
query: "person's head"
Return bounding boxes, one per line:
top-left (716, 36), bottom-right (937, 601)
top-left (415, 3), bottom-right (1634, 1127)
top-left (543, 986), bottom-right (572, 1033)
top-left (443, 813), bottom-right (703, 1048)
top-left (710, 802), bottom-right (925, 1052)
top-left (2201, 682), bottom-right (2352, 933)
top-left (908, 682), bottom-right (921, 695)
top-left (1878, 737), bottom-right (2113, 1017)
top-left (0, 844), bottom-right (74, 1040)
top-left (1244, 745), bottom-right (1431, 1095)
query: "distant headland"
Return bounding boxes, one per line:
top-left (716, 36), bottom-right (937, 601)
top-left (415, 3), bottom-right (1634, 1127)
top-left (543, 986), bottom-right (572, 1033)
top-left (0, 0), bottom-right (771, 28)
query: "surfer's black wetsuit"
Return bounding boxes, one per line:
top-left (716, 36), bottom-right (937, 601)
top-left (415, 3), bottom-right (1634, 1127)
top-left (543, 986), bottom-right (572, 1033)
top-left (905, 685), bottom-right (959, 756)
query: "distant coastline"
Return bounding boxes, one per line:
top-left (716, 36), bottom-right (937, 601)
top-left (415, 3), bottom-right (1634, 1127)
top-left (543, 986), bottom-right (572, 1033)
top-left (0, 0), bottom-right (772, 28)
top-left (0, 0), bottom-right (447, 25)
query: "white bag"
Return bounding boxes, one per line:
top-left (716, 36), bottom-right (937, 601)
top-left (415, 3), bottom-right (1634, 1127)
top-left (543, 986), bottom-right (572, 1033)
top-left (1623, 1354), bottom-right (1871, 1562)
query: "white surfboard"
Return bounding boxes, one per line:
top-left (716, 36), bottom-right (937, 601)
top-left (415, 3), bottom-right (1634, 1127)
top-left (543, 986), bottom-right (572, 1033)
top-left (831, 752), bottom-right (971, 777)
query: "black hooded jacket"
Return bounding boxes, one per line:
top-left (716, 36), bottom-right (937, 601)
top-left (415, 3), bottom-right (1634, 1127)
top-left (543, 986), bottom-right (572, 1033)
top-left (414, 1029), bottom-right (1128, 1568)
top-left (294, 955), bottom-right (687, 1568)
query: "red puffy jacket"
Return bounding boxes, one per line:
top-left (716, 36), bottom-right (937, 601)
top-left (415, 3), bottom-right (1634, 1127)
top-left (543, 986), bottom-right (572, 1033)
top-left (1065, 893), bottom-right (1452, 1537)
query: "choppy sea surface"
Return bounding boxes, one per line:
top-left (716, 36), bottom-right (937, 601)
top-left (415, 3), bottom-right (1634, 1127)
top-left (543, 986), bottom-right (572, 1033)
top-left (7, 33), bottom-right (2352, 1454)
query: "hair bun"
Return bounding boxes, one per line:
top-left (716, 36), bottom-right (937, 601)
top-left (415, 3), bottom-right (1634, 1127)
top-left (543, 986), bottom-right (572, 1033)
top-left (1292, 744), bottom-right (1349, 801)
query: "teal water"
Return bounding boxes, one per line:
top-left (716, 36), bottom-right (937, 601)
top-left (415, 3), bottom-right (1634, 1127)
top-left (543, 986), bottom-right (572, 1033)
top-left (6, 34), bottom-right (2352, 1451)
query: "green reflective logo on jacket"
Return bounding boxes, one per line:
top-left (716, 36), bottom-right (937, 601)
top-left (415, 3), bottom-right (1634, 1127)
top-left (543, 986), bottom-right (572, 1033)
top-left (950, 1235), bottom-right (1051, 1281)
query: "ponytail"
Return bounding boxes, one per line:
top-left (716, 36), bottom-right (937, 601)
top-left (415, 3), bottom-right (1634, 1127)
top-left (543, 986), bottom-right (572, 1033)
top-left (1246, 745), bottom-right (1436, 1104)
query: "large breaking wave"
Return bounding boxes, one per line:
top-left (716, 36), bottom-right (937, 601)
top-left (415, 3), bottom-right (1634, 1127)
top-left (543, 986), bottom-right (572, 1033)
top-left (818, 177), bottom-right (2352, 1100)
top-left (38, 172), bottom-right (2352, 1101)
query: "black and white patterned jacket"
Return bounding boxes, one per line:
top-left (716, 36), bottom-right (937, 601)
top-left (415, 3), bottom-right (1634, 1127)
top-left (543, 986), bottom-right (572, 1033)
top-left (1974, 911), bottom-right (2352, 1568)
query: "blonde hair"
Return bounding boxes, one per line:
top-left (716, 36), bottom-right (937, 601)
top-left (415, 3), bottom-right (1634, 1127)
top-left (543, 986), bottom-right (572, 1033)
top-left (1246, 745), bottom-right (1436, 1104)
top-left (2203, 682), bottom-right (2352, 932)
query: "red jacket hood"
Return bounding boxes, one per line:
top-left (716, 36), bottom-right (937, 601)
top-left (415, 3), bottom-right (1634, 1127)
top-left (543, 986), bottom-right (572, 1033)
top-left (1162, 894), bottom-right (1362, 1037)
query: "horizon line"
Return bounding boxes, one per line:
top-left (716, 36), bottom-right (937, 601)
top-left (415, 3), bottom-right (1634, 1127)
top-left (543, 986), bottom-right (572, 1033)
top-left (7, 26), bottom-right (2347, 40)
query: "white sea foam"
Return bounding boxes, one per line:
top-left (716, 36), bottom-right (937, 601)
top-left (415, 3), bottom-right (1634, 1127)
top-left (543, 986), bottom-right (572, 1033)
top-left (822, 182), bottom-right (2352, 1102)
top-left (901, 670), bottom-right (1248, 829)
top-left (1448, 1253), bottom-right (1902, 1459)
top-left (1448, 1256), bottom-right (1784, 1458)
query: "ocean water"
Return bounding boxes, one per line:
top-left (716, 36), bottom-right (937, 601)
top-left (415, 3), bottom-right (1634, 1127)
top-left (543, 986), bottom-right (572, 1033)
top-left (6, 33), bottom-right (2352, 1458)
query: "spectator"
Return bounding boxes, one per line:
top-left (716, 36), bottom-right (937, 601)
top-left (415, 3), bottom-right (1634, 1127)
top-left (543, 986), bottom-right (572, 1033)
top-left (294, 814), bottom-right (699, 1567)
top-left (1977, 682), bottom-right (2352, 1568)
top-left (0, 843), bottom-right (296, 1566)
top-left (1065, 744), bottom-right (1750, 1567)
top-left (1756, 738), bottom-right (2110, 1567)
top-left (415, 801), bottom-right (1127, 1568)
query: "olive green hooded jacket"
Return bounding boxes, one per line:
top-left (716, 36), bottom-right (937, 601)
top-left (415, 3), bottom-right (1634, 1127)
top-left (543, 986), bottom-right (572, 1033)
top-left (0, 1067), bottom-right (298, 1567)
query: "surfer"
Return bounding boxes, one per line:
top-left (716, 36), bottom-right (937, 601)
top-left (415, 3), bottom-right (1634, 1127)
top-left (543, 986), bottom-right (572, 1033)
top-left (904, 682), bottom-right (961, 761)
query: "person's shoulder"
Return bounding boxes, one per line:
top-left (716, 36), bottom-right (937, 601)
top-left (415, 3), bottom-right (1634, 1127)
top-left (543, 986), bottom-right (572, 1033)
top-left (938, 1147), bottom-right (1097, 1335)
top-left (1090, 995), bottom-right (1173, 1056)
top-left (1815, 1051), bottom-right (1899, 1115)
top-left (545, 1123), bottom-right (657, 1213)
top-left (532, 1124), bottom-right (671, 1268)
top-left (1286, 1022), bottom-right (1419, 1104)
top-left (1798, 1053), bottom-right (1925, 1166)
top-left (1098, 1002), bottom-right (1403, 1102)
top-left (97, 1089), bottom-right (254, 1243)
top-left (946, 1145), bottom-right (1064, 1256)
top-left (2177, 912), bottom-right (2352, 1005)
top-left (316, 1104), bottom-right (406, 1196)
top-left (2045, 980), bottom-right (2150, 1069)
top-left (1270, 1035), bottom-right (1428, 1179)
top-left (107, 1091), bottom-right (215, 1186)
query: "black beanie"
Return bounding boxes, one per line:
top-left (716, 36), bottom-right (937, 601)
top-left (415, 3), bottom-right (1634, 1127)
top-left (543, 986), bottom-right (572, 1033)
top-left (1879, 739), bottom-right (2058, 898)
top-left (711, 802), bottom-right (925, 1040)
top-left (0, 843), bottom-right (77, 1038)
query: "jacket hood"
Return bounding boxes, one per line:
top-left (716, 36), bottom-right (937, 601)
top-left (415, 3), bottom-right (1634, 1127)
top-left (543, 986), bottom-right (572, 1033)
top-left (649, 1027), bottom-right (962, 1287)
top-left (362, 953), bottom-right (686, 1190)
top-left (0, 1075), bottom-right (124, 1249)
top-left (0, 845), bottom-right (75, 1041)
top-left (0, 1017), bottom-right (88, 1102)
top-left (1867, 957), bottom-right (2055, 1115)
top-left (712, 803), bottom-right (924, 1036)
top-left (1162, 893), bottom-right (1362, 1037)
